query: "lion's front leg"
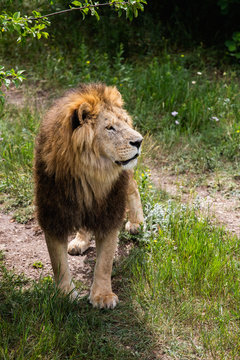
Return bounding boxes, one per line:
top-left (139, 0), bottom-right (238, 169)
top-left (125, 170), bottom-right (144, 234)
top-left (89, 229), bottom-right (119, 309)
top-left (45, 233), bottom-right (77, 299)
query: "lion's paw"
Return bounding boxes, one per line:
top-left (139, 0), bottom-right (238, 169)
top-left (58, 283), bottom-right (79, 301)
top-left (89, 292), bottom-right (119, 309)
top-left (68, 236), bottom-right (90, 255)
top-left (125, 221), bottom-right (141, 235)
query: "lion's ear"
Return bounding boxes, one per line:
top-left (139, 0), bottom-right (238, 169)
top-left (72, 103), bottom-right (91, 131)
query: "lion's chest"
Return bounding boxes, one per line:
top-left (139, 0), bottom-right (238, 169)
top-left (36, 169), bottom-right (129, 237)
top-left (74, 172), bottom-right (128, 234)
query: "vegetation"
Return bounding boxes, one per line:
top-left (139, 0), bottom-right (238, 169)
top-left (0, 0), bottom-right (240, 359)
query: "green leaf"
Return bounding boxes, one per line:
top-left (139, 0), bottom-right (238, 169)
top-left (4, 78), bottom-right (11, 87)
top-left (71, 0), bottom-right (82, 6)
top-left (13, 12), bottom-right (20, 19)
top-left (225, 40), bottom-right (237, 52)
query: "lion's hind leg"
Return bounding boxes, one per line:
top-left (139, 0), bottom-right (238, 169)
top-left (45, 233), bottom-right (78, 300)
top-left (68, 229), bottom-right (92, 255)
top-left (125, 170), bottom-right (144, 235)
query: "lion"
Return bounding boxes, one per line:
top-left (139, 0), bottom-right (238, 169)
top-left (34, 83), bottom-right (143, 309)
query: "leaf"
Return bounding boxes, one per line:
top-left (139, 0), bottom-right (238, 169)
top-left (13, 12), bottom-right (20, 19)
top-left (134, 7), bottom-right (138, 17)
top-left (225, 40), bottom-right (237, 52)
top-left (4, 78), bottom-right (11, 87)
top-left (71, 1), bottom-right (82, 6)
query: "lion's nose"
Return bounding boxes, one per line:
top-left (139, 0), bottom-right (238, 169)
top-left (130, 139), bottom-right (143, 149)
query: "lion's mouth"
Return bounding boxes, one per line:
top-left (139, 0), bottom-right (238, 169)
top-left (115, 153), bottom-right (139, 166)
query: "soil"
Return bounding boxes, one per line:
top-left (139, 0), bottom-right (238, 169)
top-left (0, 212), bottom-right (132, 291)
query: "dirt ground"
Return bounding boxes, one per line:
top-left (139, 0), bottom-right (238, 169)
top-left (0, 211), bottom-right (133, 292)
top-left (0, 212), bottom-right (94, 286)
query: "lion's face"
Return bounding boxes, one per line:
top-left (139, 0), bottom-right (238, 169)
top-left (94, 107), bottom-right (143, 170)
top-left (42, 85), bottom-right (143, 180)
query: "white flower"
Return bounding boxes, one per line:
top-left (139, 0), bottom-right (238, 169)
top-left (175, 120), bottom-right (180, 125)
top-left (211, 116), bottom-right (219, 122)
top-left (192, 81), bottom-right (196, 84)
top-left (197, 72), bottom-right (202, 75)
top-left (171, 111), bottom-right (178, 116)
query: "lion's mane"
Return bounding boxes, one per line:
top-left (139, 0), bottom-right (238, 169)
top-left (34, 83), bottom-right (129, 238)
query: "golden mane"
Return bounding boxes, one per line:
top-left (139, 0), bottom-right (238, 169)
top-left (36, 83), bottom-right (130, 207)
top-left (40, 84), bottom-right (123, 177)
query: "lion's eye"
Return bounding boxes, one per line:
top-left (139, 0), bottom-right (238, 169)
top-left (106, 125), bottom-right (116, 131)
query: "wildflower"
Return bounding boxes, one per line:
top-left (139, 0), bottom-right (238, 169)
top-left (197, 72), bottom-right (202, 75)
top-left (180, 54), bottom-right (184, 57)
top-left (175, 120), bottom-right (180, 125)
top-left (223, 72), bottom-right (227, 76)
top-left (86, 60), bottom-right (90, 64)
top-left (2, 28), bottom-right (5, 32)
top-left (211, 116), bottom-right (219, 122)
top-left (236, 130), bottom-right (240, 133)
top-left (192, 80), bottom-right (196, 84)
top-left (0, 137), bottom-right (3, 141)
top-left (141, 173), bottom-right (145, 177)
top-left (148, 185), bottom-right (152, 189)
top-left (153, 240), bottom-right (157, 243)
top-left (119, 83), bottom-right (123, 87)
top-left (171, 111), bottom-right (178, 117)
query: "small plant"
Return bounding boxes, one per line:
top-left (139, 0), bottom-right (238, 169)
top-left (32, 261), bottom-right (44, 269)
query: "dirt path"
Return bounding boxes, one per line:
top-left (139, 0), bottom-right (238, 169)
top-left (0, 211), bottom-right (132, 291)
top-left (0, 213), bottom-right (94, 287)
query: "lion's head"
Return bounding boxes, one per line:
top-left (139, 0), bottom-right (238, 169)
top-left (41, 83), bottom-right (143, 181)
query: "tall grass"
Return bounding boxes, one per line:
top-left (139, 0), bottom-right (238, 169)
top-left (0, 260), bottom-right (157, 360)
top-left (129, 170), bottom-right (240, 358)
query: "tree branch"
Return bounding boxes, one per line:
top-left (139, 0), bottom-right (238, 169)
top-left (6, 2), bottom-right (130, 21)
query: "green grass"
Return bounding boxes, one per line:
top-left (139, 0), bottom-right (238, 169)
top-left (131, 171), bottom-right (240, 358)
top-left (0, 259), bottom-right (157, 360)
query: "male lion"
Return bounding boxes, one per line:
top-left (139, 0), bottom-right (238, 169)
top-left (34, 83), bottom-right (143, 309)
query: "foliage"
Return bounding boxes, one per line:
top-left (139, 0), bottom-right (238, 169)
top-left (0, 66), bottom-right (25, 102)
top-left (0, 0), bottom-right (147, 101)
top-left (225, 31), bottom-right (240, 59)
